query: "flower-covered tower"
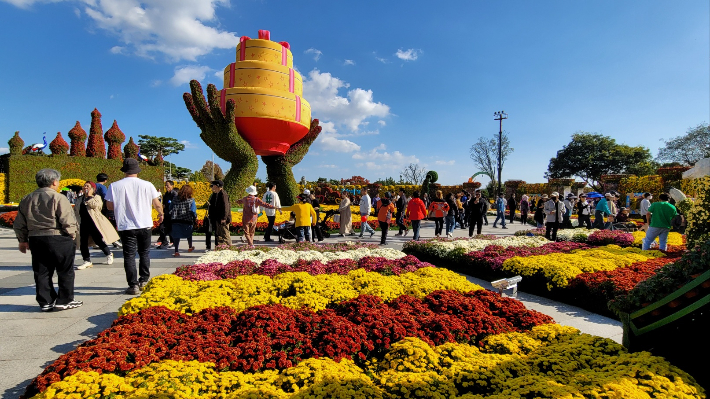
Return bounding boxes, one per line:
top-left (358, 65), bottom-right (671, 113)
top-left (105, 120), bottom-right (126, 161)
top-left (86, 108), bottom-right (106, 158)
top-left (49, 132), bottom-right (69, 155)
top-left (68, 121), bottom-right (87, 157)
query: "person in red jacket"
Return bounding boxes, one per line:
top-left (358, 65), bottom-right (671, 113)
top-left (406, 191), bottom-right (427, 241)
top-left (375, 192), bottom-right (397, 245)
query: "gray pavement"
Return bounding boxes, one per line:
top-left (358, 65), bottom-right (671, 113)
top-left (0, 219), bottom-right (621, 399)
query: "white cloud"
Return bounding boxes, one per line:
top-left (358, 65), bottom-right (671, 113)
top-left (304, 48), bottom-right (322, 61)
top-left (435, 160), bottom-right (455, 166)
top-left (150, 79), bottom-right (162, 87)
top-left (73, 7), bottom-right (80, 17)
top-left (109, 94), bottom-right (114, 99)
top-left (318, 135), bottom-right (361, 153)
top-left (0, 147), bottom-right (9, 155)
top-left (374, 143), bottom-right (386, 151)
top-left (374, 55), bottom-right (388, 64)
top-left (110, 46), bottom-right (126, 54)
top-left (319, 164), bottom-right (338, 169)
top-left (214, 70), bottom-right (223, 78)
top-left (344, 59), bottom-right (355, 66)
top-left (5, 0), bottom-right (240, 61)
top-left (180, 140), bottom-right (198, 148)
top-left (352, 147), bottom-right (419, 171)
top-left (378, 120), bottom-right (386, 126)
top-left (395, 48), bottom-right (422, 61)
top-left (303, 69), bottom-right (390, 132)
top-left (170, 65), bottom-right (211, 86)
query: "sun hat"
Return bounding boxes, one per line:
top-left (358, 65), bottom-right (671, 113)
top-left (245, 185), bottom-right (257, 195)
top-left (605, 192), bottom-right (612, 197)
top-left (303, 189), bottom-right (311, 196)
top-left (551, 192), bottom-right (559, 197)
top-left (542, 194), bottom-right (549, 199)
top-left (120, 158), bottom-right (141, 174)
top-left (580, 193), bottom-right (587, 197)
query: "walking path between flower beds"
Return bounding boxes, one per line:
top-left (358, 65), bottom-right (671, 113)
top-left (0, 220), bottom-right (621, 399)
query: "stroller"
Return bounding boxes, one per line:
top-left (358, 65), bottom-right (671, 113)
top-left (277, 209), bottom-right (337, 243)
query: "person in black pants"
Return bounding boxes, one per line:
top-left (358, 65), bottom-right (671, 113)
top-left (508, 193), bottom-right (517, 224)
top-left (395, 189), bottom-right (409, 236)
top-left (309, 193), bottom-right (323, 242)
top-left (544, 192), bottom-right (564, 241)
top-left (467, 191), bottom-right (487, 236)
top-left (156, 180), bottom-right (178, 249)
top-left (14, 168), bottom-right (82, 311)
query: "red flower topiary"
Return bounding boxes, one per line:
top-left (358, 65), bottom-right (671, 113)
top-left (8, 131), bottom-right (24, 155)
top-left (104, 120), bottom-right (125, 161)
top-left (49, 132), bottom-right (69, 156)
top-left (67, 121), bottom-right (87, 157)
top-left (123, 136), bottom-right (139, 160)
top-left (86, 108), bottom-right (106, 158)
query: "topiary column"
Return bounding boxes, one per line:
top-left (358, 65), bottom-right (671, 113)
top-left (105, 120), bottom-right (126, 161)
top-left (49, 132), bottom-right (69, 156)
top-left (8, 131), bottom-right (24, 155)
top-left (183, 81), bottom-right (258, 204)
top-left (68, 121), bottom-right (87, 157)
top-left (124, 137), bottom-right (139, 160)
top-left (686, 177), bottom-right (710, 249)
top-left (86, 108), bottom-right (106, 158)
top-left (261, 119), bottom-right (322, 206)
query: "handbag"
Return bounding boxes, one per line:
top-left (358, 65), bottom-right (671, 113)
top-left (361, 215), bottom-right (368, 223)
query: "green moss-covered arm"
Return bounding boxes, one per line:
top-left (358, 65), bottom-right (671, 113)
top-left (183, 80), bottom-right (258, 204)
top-left (262, 119), bottom-right (322, 206)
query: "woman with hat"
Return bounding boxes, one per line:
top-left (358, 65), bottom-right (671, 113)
top-left (576, 193), bottom-right (593, 229)
top-left (281, 194), bottom-right (317, 243)
top-left (75, 181), bottom-right (120, 270)
top-left (534, 194), bottom-right (548, 228)
top-left (207, 180), bottom-right (232, 247)
top-left (237, 185), bottom-right (280, 247)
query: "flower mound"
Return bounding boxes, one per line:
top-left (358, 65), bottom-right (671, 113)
top-left (587, 229), bottom-right (635, 246)
top-left (29, 325), bottom-right (705, 399)
top-left (465, 241), bottom-right (590, 271)
top-left (24, 290), bottom-right (554, 397)
top-left (194, 247), bottom-right (408, 266)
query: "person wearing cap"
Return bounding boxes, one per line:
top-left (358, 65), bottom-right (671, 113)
top-left (14, 169), bottom-right (81, 312)
top-left (75, 181), bottom-right (119, 270)
top-left (576, 194), bottom-right (593, 229)
top-left (106, 158), bottom-right (163, 295)
top-left (593, 193), bottom-right (613, 229)
top-left (544, 192), bottom-right (566, 241)
top-left (534, 194), bottom-right (548, 228)
top-left (376, 192), bottom-right (397, 245)
top-left (237, 185), bottom-right (280, 247)
top-left (281, 194), bottom-right (317, 243)
top-left (207, 180), bottom-right (232, 248)
top-left (563, 193), bottom-right (576, 229)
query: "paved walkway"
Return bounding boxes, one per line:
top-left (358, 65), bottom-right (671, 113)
top-left (0, 219), bottom-right (621, 399)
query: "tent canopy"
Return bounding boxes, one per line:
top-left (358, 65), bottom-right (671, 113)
top-left (586, 192), bottom-right (603, 198)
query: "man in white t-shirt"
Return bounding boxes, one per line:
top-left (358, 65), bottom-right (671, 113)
top-left (261, 182), bottom-right (281, 242)
top-left (106, 158), bottom-right (163, 295)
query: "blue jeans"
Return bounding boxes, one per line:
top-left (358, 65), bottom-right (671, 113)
top-left (493, 211), bottom-right (506, 227)
top-left (296, 226), bottom-right (311, 243)
top-left (411, 220), bottom-right (421, 240)
top-left (445, 215), bottom-right (456, 235)
top-left (642, 227), bottom-right (670, 251)
top-left (360, 216), bottom-right (375, 236)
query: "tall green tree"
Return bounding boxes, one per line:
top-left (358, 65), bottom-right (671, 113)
top-left (656, 123), bottom-right (710, 166)
top-left (137, 135), bottom-right (186, 158)
top-left (547, 132), bottom-right (653, 191)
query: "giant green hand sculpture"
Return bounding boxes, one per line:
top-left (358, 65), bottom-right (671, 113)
top-left (183, 80), bottom-right (258, 203)
top-left (262, 119), bottom-right (322, 206)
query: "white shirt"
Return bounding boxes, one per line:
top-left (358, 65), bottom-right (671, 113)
top-left (360, 194), bottom-right (371, 215)
top-left (261, 190), bottom-right (281, 217)
top-left (105, 177), bottom-right (160, 231)
top-left (639, 198), bottom-right (651, 216)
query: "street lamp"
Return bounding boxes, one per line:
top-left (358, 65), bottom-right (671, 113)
top-left (493, 111), bottom-right (508, 197)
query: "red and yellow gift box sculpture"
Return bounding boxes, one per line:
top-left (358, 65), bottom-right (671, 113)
top-left (218, 30), bottom-right (312, 156)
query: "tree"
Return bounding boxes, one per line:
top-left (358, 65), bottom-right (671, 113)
top-left (469, 132), bottom-right (513, 194)
top-left (137, 135), bottom-right (185, 159)
top-left (200, 160), bottom-right (225, 182)
top-left (656, 123), bottom-right (710, 166)
top-left (375, 177), bottom-right (396, 185)
top-left (400, 163), bottom-right (427, 185)
top-left (547, 132), bottom-right (653, 191)
top-left (163, 161), bottom-right (191, 180)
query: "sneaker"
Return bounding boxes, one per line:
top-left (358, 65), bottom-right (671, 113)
top-left (188, 247), bottom-right (195, 253)
top-left (155, 241), bottom-right (163, 247)
top-left (156, 245), bottom-right (165, 250)
top-left (492, 225), bottom-right (498, 228)
top-left (502, 226), bottom-right (508, 229)
top-left (106, 253), bottom-right (114, 265)
top-left (54, 300), bottom-right (83, 311)
top-left (75, 261), bottom-right (93, 270)
top-left (173, 252), bottom-right (181, 257)
top-left (404, 230), bottom-right (409, 236)
top-left (40, 302), bottom-right (55, 312)
top-left (395, 233), bottom-right (402, 237)
top-left (370, 232), bottom-right (375, 238)
top-left (139, 281), bottom-right (148, 290)
top-left (125, 286), bottom-right (140, 295)
top-left (113, 241), bottom-right (122, 248)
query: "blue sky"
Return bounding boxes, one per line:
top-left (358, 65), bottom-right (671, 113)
top-left (0, 0), bottom-right (707, 186)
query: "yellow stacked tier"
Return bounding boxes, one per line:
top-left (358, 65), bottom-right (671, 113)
top-left (235, 39), bottom-right (293, 69)
top-left (222, 60), bottom-right (303, 96)
top-left (220, 86), bottom-right (311, 126)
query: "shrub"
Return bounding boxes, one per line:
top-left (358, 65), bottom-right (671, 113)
top-left (8, 131), bottom-right (24, 155)
top-left (123, 137), bottom-right (139, 160)
top-left (104, 120), bottom-right (125, 161)
top-left (48, 132), bottom-right (69, 156)
top-left (67, 121), bottom-right (87, 157)
top-left (85, 108), bottom-right (106, 158)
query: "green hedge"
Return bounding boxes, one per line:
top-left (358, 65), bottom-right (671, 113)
top-left (1, 154), bottom-right (163, 202)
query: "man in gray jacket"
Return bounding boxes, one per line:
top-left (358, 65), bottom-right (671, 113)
top-left (14, 169), bottom-right (82, 312)
top-left (544, 192), bottom-right (566, 241)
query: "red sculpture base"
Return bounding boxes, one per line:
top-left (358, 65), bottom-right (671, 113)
top-left (234, 117), bottom-right (309, 156)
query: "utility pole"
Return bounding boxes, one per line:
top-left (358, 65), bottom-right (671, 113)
top-left (493, 111), bottom-right (508, 197)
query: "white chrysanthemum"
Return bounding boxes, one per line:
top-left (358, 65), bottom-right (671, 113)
top-left (194, 248), bottom-right (407, 265)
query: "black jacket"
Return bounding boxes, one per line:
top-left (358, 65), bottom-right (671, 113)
top-left (207, 190), bottom-right (231, 223)
top-left (466, 199), bottom-right (487, 219)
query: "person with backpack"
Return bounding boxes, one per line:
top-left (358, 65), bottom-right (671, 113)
top-left (169, 184), bottom-right (197, 256)
top-left (376, 192), bottom-right (397, 245)
top-left (359, 190), bottom-right (375, 238)
top-left (395, 188), bottom-right (409, 236)
top-left (261, 182), bottom-right (281, 242)
top-left (237, 185), bottom-right (280, 248)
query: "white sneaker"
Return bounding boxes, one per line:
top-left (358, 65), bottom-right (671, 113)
top-left (75, 261), bottom-right (93, 270)
top-left (106, 253), bottom-right (114, 265)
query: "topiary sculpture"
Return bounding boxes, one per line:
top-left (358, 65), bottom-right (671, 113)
top-left (49, 132), bottom-right (69, 156)
top-left (105, 120), bottom-right (126, 161)
top-left (123, 137), bottom-right (139, 160)
top-left (422, 170), bottom-right (438, 197)
top-left (86, 108), bottom-right (106, 158)
top-left (68, 121), bottom-right (87, 157)
top-left (8, 131), bottom-right (24, 155)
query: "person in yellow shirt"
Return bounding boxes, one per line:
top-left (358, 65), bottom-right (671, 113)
top-left (280, 194), bottom-right (317, 243)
